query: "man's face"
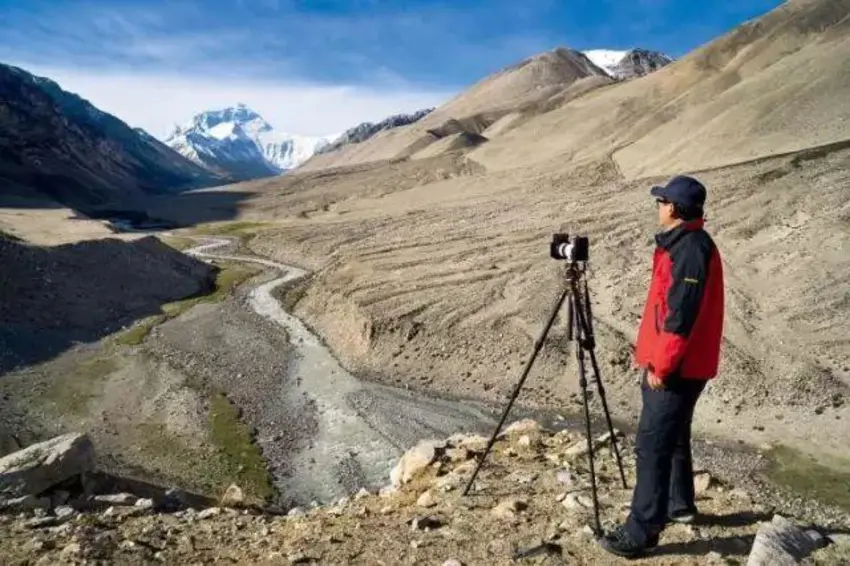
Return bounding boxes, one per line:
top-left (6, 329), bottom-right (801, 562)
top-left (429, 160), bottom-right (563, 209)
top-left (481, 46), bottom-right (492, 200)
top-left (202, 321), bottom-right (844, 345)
top-left (656, 198), bottom-right (676, 228)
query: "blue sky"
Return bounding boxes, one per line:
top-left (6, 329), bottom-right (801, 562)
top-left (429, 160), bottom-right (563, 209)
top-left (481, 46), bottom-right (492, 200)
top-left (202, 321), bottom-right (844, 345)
top-left (0, 0), bottom-right (784, 137)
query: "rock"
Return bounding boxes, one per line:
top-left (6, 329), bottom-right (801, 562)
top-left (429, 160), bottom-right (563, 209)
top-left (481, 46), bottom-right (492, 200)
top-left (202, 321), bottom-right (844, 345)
top-left (453, 434), bottom-right (488, 452)
top-left (287, 507), bottom-right (306, 518)
top-left (827, 532), bottom-right (850, 547)
top-left (0, 428), bottom-right (20, 458)
top-left (198, 507), bottom-right (222, 519)
top-left (25, 516), bottom-right (61, 529)
top-left (595, 429), bottom-right (623, 445)
top-left (555, 468), bottom-right (574, 487)
top-left (134, 498), bottom-right (154, 510)
top-left (517, 435), bottom-right (532, 448)
top-left (492, 497), bottom-right (527, 519)
top-left (354, 488), bottom-right (371, 500)
top-left (390, 440), bottom-right (444, 487)
top-left (445, 448), bottom-right (471, 462)
top-left (60, 542), bottom-right (82, 559)
top-left (694, 472), bottom-right (714, 494)
top-left (443, 560), bottom-right (463, 566)
top-left (287, 551), bottom-right (312, 563)
top-left (747, 515), bottom-right (828, 565)
top-left (54, 505), bottom-right (75, 520)
top-left (94, 493), bottom-right (138, 506)
top-left (503, 419), bottom-right (540, 436)
top-left (220, 484), bottom-right (244, 507)
top-left (0, 433), bottom-right (95, 498)
top-left (562, 492), bottom-right (593, 511)
top-left (565, 440), bottom-right (590, 459)
top-left (410, 515), bottom-right (442, 531)
top-left (0, 494), bottom-right (51, 512)
top-left (705, 550), bottom-right (725, 564)
top-left (416, 490), bottom-right (437, 508)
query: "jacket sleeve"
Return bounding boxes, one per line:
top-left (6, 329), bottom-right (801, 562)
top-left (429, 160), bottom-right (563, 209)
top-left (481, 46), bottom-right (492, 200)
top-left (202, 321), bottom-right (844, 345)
top-left (652, 246), bottom-right (709, 378)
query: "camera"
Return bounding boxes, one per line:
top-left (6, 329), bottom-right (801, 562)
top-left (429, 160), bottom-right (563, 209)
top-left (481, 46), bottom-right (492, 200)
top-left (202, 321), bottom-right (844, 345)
top-left (550, 233), bottom-right (589, 262)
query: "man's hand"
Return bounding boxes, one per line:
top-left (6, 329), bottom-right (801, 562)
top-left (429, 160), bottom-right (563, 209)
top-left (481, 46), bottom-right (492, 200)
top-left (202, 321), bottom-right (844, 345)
top-left (646, 372), bottom-right (665, 390)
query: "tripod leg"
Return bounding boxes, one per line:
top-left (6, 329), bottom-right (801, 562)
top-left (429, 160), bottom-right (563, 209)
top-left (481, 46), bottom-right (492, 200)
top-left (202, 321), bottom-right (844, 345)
top-left (462, 287), bottom-right (570, 496)
top-left (572, 290), bottom-right (602, 537)
top-left (587, 349), bottom-right (628, 489)
top-left (580, 279), bottom-right (628, 489)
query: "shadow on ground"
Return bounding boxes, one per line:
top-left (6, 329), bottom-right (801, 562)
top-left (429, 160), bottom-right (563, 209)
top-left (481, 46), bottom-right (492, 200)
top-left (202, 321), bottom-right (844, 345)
top-left (0, 236), bottom-right (216, 375)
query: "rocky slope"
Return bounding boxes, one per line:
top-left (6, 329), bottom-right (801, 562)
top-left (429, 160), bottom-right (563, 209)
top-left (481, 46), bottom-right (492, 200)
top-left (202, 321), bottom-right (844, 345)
top-left (165, 104), bottom-right (338, 180)
top-left (583, 49), bottom-right (674, 79)
top-left (300, 47), bottom-right (618, 171)
top-left (0, 64), bottom-right (222, 210)
top-left (2, 425), bottom-right (848, 565)
top-left (315, 108), bottom-right (434, 155)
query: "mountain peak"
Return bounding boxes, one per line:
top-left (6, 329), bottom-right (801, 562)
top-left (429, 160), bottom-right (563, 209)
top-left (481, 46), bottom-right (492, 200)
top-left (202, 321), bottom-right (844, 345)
top-left (582, 48), bottom-right (673, 79)
top-left (165, 105), bottom-right (339, 180)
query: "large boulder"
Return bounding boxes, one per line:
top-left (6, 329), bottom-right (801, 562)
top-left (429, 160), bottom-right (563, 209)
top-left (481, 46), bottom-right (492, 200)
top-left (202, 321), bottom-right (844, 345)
top-left (389, 440), bottom-right (445, 487)
top-left (0, 433), bottom-right (95, 498)
top-left (747, 515), bottom-right (827, 566)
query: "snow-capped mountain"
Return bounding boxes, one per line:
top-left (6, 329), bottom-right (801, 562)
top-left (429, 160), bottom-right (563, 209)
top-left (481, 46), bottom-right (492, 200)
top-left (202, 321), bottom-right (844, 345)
top-left (165, 104), bottom-right (339, 181)
top-left (583, 49), bottom-right (673, 79)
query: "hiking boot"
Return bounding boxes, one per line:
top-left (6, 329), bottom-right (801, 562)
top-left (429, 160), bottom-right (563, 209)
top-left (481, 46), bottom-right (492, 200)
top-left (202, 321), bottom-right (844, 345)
top-left (668, 509), bottom-right (697, 524)
top-left (598, 525), bottom-right (659, 559)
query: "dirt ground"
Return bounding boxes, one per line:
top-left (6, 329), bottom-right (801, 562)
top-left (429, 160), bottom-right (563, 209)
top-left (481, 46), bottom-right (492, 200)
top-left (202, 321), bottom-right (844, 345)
top-left (145, 143), bottom-right (850, 486)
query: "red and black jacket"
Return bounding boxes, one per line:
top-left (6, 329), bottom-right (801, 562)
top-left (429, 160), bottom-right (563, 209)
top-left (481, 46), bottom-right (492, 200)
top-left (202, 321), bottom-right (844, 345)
top-left (635, 219), bottom-right (724, 380)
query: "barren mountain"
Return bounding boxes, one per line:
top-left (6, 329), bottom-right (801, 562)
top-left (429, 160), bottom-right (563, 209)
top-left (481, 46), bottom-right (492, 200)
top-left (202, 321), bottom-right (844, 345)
top-left (140, 0), bottom-right (850, 476)
top-left (0, 64), bottom-right (222, 211)
top-left (300, 48), bottom-right (616, 171)
top-left (471, 0), bottom-right (850, 176)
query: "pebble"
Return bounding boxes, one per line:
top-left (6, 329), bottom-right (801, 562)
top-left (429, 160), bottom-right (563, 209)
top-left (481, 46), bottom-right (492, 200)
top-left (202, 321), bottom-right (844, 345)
top-left (416, 490), bottom-right (437, 508)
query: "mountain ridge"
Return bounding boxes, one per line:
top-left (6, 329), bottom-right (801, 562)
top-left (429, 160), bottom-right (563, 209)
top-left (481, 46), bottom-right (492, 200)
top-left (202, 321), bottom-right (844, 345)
top-left (0, 63), bottom-right (222, 211)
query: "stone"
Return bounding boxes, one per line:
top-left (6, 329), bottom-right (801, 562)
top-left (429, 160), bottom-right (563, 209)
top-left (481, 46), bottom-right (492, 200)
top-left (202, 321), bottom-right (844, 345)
top-left (287, 507), bottom-right (306, 518)
top-left (198, 507), bottom-right (222, 519)
top-left (747, 514), bottom-right (828, 565)
top-left (0, 494), bottom-right (51, 512)
top-left (25, 516), bottom-right (60, 529)
top-left (61, 542), bottom-right (82, 559)
top-left (827, 532), bottom-right (850, 547)
top-left (443, 560), bottom-right (463, 566)
top-left (94, 493), bottom-right (138, 506)
top-left (389, 440), bottom-right (444, 487)
top-left (562, 493), bottom-right (592, 511)
top-left (220, 484), bottom-right (244, 507)
top-left (134, 498), bottom-right (154, 510)
top-left (517, 435), bottom-right (532, 448)
top-left (445, 448), bottom-right (471, 463)
top-left (54, 505), bottom-right (75, 520)
top-left (502, 419), bottom-right (540, 436)
top-left (454, 434), bottom-right (488, 452)
top-left (555, 468), bottom-right (574, 487)
top-left (492, 497), bottom-right (528, 519)
top-left (0, 433), bottom-right (95, 498)
top-left (416, 490), bottom-right (437, 508)
top-left (354, 488), bottom-right (371, 500)
top-left (595, 429), bottom-right (623, 445)
top-left (565, 440), bottom-right (590, 459)
top-left (410, 515), bottom-right (442, 531)
top-left (694, 472), bottom-right (714, 494)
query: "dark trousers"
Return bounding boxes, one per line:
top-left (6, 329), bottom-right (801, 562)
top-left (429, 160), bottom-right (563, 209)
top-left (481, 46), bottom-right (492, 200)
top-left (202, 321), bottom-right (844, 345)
top-left (625, 373), bottom-right (707, 545)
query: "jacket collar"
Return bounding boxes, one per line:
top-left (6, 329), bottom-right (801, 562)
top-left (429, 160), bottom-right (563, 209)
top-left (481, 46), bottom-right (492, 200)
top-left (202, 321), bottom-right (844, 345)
top-left (655, 218), bottom-right (704, 250)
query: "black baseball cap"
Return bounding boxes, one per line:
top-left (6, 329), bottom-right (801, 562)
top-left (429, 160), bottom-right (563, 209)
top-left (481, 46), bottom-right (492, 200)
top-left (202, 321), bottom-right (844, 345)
top-left (650, 175), bottom-right (706, 208)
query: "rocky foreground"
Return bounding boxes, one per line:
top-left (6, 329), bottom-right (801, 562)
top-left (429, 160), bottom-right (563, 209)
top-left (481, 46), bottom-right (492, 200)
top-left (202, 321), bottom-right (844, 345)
top-left (1, 423), bottom-right (848, 565)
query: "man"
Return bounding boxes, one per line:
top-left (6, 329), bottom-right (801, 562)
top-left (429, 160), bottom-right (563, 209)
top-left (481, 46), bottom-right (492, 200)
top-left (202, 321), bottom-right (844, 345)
top-left (599, 175), bottom-right (725, 558)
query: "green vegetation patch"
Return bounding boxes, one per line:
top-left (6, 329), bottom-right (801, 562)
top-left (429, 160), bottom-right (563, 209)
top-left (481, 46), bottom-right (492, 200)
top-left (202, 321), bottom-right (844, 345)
top-left (44, 354), bottom-right (120, 415)
top-left (764, 444), bottom-right (850, 513)
top-left (115, 263), bottom-right (259, 347)
top-left (192, 221), bottom-right (272, 244)
top-left (158, 235), bottom-right (197, 251)
top-left (209, 392), bottom-right (275, 504)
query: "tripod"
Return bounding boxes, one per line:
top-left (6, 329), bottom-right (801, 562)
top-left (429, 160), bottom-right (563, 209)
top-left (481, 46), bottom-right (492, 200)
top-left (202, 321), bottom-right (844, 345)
top-left (462, 261), bottom-right (627, 537)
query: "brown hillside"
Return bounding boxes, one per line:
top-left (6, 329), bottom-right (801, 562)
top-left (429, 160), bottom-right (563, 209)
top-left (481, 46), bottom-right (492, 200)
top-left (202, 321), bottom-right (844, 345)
top-left (300, 48), bottom-right (611, 171)
top-left (471, 0), bottom-right (850, 176)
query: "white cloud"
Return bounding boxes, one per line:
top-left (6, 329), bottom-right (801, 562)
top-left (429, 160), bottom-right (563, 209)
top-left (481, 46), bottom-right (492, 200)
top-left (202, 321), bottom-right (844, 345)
top-left (20, 65), bottom-right (452, 139)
